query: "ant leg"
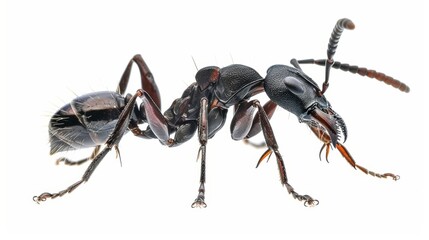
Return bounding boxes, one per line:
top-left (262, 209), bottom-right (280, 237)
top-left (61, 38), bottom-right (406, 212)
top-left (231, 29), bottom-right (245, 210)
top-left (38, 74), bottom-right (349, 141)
top-left (243, 100), bottom-right (277, 148)
top-left (231, 100), bottom-right (318, 207)
top-left (34, 90), bottom-right (143, 203)
top-left (336, 143), bottom-right (400, 180)
top-left (310, 126), bottom-right (399, 181)
top-left (128, 124), bottom-right (156, 139)
top-left (231, 100), bottom-right (258, 141)
top-left (231, 100), bottom-right (277, 148)
top-left (117, 54), bottom-right (162, 107)
top-left (138, 90), bottom-right (200, 147)
top-left (56, 146), bottom-right (101, 166)
top-left (140, 91), bottom-right (170, 144)
top-left (191, 98), bottom-right (209, 208)
top-left (34, 146), bottom-right (111, 203)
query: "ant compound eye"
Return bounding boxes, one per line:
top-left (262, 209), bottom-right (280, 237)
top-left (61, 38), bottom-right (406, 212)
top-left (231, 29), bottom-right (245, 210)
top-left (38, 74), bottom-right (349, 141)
top-left (283, 76), bottom-right (305, 95)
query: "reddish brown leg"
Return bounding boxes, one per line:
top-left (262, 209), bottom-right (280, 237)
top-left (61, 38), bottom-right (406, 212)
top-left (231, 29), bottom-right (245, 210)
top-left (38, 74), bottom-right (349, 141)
top-left (336, 143), bottom-right (399, 180)
top-left (141, 91), bottom-right (170, 144)
top-left (310, 126), bottom-right (399, 181)
top-left (117, 54), bottom-right (162, 107)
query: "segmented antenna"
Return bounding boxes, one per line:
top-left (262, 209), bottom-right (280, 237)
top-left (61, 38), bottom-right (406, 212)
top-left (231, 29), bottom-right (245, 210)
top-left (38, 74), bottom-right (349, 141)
top-left (322, 18), bottom-right (355, 94)
top-left (298, 59), bottom-right (410, 93)
top-left (327, 18), bottom-right (355, 60)
top-left (297, 18), bottom-right (410, 93)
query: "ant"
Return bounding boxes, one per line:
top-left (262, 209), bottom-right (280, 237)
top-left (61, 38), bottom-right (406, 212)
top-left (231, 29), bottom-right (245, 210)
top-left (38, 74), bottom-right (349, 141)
top-left (34, 18), bottom-right (409, 207)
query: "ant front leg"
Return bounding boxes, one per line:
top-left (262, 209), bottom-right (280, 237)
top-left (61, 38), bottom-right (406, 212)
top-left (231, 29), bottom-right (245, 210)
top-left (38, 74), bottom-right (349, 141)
top-left (231, 100), bottom-right (318, 207)
top-left (240, 100), bottom-right (277, 148)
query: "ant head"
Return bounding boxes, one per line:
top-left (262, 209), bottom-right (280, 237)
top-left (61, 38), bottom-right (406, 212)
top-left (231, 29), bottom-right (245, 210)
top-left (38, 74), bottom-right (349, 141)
top-left (264, 65), bottom-right (326, 116)
top-left (264, 64), bottom-right (347, 146)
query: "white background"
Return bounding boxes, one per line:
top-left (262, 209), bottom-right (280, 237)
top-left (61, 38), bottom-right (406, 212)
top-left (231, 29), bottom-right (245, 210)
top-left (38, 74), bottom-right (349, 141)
top-left (1, 0), bottom-right (428, 239)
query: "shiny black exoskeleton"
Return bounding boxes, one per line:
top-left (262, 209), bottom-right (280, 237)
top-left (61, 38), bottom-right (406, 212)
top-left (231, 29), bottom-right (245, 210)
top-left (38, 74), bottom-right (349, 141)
top-left (35, 19), bottom-right (409, 207)
top-left (49, 91), bottom-right (128, 154)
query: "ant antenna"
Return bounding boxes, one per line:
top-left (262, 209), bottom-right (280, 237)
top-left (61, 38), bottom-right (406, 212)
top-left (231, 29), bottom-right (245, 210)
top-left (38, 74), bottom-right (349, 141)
top-left (323, 18), bottom-right (355, 94)
top-left (297, 18), bottom-right (409, 93)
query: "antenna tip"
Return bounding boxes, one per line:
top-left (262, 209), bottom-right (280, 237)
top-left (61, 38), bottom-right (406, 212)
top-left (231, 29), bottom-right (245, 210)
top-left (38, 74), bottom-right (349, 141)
top-left (341, 18), bottom-right (355, 30)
